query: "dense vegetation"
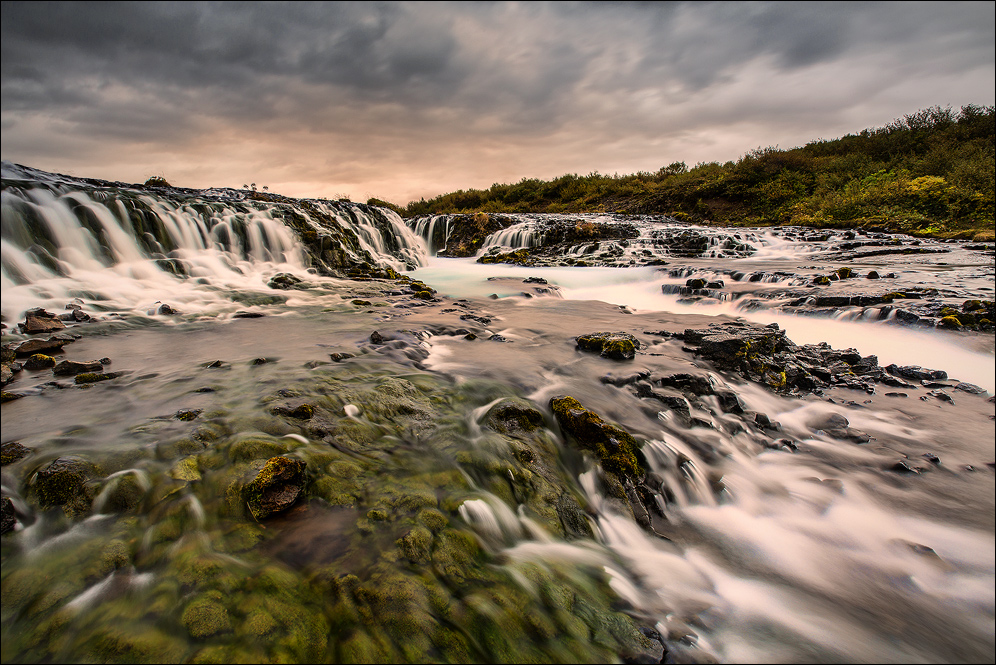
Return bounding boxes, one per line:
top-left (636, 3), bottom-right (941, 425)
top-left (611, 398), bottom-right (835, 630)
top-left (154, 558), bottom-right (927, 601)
top-left (379, 106), bottom-right (995, 240)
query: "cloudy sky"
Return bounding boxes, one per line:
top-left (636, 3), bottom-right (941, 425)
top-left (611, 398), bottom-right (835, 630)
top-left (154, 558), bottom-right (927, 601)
top-left (2, 1), bottom-right (993, 205)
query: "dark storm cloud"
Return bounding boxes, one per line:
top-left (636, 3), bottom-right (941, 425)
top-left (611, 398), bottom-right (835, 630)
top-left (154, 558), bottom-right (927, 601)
top-left (2, 1), bottom-right (993, 202)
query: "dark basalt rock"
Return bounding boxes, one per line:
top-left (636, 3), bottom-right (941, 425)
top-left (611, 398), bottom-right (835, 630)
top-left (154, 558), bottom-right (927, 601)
top-left (242, 456), bottom-right (307, 520)
top-left (1, 497), bottom-right (18, 535)
top-left (1, 441), bottom-right (32, 465)
top-left (53, 359), bottom-right (104, 376)
top-left (887, 364), bottom-right (947, 381)
top-left (267, 273), bottom-right (306, 290)
top-left (576, 332), bottom-right (641, 361)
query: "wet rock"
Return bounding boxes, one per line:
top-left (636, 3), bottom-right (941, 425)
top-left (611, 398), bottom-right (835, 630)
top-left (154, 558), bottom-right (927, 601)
top-left (20, 308), bottom-right (65, 334)
top-left (886, 364), bottom-right (947, 381)
top-left (1, 496), bottom-right (18, 534)
top-left (242, 456), bottom-right (307, 520)
top-left (1, 441), bottom-right (32, 465)
top-left (576, 332), bottom-right (640, 361)
top-left (29, 455), bottom-right (98, 508)
top-left (233, 310), bottom-right (265, 318)
top-left (600, 369), bottom-right (652, 386)
top-left (714, 390), bottom-right (745, 414)
top-left (766, 438), bottom-right (798, 452)
top-left (656, 372), bottom-right (714, 395)
top-left (75, 372), bottom-right (122, 384)
top-left (174, 408), bottom-right (203, 421)
top-left (23, 354), bottom-right (56, 370)
top-left (329, 352), bottom-right (355, 362)
top-left (888, 460), bottom-right (922, 474)
top-left (954, 382), bottom-right (986, 394)
top-left (550, 395), bottom-right (644, 478)
top-left (1, 364), bottom-right (13, 386)
top-left (484, 398), bottom-right (545, 436)
top-left (809, 413), bottom-right (849, 430)
top-left (11, 335), bottom-right (74, 357)
top-left (58, 307), bottom-right (91, 322)
top-left (267, 273), bottom-right (306, 290)
top-left (53, 359), bottom-right (104, 376)
top-left (370, 330), bottom-right (385, 344)
top-left (270, 403), bottom-right (314, 419)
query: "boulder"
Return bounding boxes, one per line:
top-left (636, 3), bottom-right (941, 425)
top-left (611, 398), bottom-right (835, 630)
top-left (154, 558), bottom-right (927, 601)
top-left (550, 395), bottom-right (643, 478)
top-left (20, 308), bottom-right (65, 334)
top-left (242, 456), bottom-right (306, 520)
top-left (53, 359), bottom-right (104, 376)
top-left (576, 332), bottom-right (640, 361)
top-left (29, 455), bottom-right (98, 508)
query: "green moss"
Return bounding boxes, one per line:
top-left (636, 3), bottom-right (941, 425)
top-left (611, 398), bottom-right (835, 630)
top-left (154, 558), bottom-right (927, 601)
top-left (836, 266), bottom-right (855, 279)
top-left (74, 372), bottom-right (112, 384)
top-left (938, 315), bottom-right (963, 328)
top-left (397, 525), bottom-right (433, 564)
top-left (242, 455), bottom-right (306, 520)
top-left (30, 455), bottom-right (98, 508)
top-left (168, 456), bottom-right (202, 481)
top-left (181, 595), bottom-right (232, 639)
top-left (86, 626), bottom-right (187, 663)
top-left (550, 396), bottom-right (644, 478)
top-left (416, 508), bottom-right (449, 532)
top-left (813, 275), bottom-right (831, 285)
top-left (228, 435), bottom-right (290, 462)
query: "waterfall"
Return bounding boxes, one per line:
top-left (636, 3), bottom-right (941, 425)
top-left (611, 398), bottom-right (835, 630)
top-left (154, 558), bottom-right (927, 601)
top-left (1, 163), bottom-right (427, 322)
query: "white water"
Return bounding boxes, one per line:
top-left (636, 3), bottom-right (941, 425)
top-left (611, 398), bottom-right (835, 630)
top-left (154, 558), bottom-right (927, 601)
top-left (1, 179), bottom-right (427, 323)
top-left (413, 257), bottom-right (996, 393)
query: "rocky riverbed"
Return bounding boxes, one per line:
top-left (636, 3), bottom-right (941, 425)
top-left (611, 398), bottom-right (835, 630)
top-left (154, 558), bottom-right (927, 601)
top-left (2, 165), bottom-right (994, 663)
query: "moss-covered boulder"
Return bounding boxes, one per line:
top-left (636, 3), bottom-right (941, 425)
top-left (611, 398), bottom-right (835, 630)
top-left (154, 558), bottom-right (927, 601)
top-left (549, 396), bottom-right (644, 478)
top-left (483, 398), bottom-right (545, 436)
top-left (575, 332), bottom-right (640, 361)
top-left (29, 455), bottom-right (99, 508)
top-left (242, 456), bottom-right (307, 520)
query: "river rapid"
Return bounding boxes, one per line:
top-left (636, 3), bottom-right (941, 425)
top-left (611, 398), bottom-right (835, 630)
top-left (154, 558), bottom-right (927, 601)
top-left (2, 166), bottom-right (994, 663)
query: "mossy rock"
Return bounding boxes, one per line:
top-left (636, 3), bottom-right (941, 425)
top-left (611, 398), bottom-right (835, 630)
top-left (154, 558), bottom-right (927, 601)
top-left (575, 332), bottom-right (640, 361)
top-left (938, 315), bottom-right (963, 329)
top-left (29, 455), bottom-right (99, 508)
top-left (23, 354), bottom-right (56, 370)
top-left (181, 595), bottom-right (233, 639)
top-left (484, 398), bottom-right (544, 436)
top-left (550, 396), bottom-right (644, 478)
top-left (813, 275), bottom-right (831, 285)
top-left (1, 440), bottom-right (32, 465)
top-left (242, 456), bottom-right (307, 520)
top-left (228, 435), bottom-right (291, 462)
top-left (836, 267), bottom-right (855, 279)
top-left (97, 473), bottom-right (147, 513)
top-left (83, 625), bottom-right (187, 663)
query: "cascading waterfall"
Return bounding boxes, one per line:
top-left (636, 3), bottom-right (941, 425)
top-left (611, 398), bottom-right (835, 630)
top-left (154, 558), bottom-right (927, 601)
top-left (1, 165), bottom-right (427, 322)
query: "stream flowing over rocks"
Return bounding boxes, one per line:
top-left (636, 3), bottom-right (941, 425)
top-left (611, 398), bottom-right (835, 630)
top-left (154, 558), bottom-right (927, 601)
top-left (2, 163), bottom-right (994, 664)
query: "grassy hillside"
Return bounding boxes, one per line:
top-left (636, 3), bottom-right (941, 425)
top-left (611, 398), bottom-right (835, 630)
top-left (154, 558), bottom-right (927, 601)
top-left (379, 105), bottom-right (995, 240)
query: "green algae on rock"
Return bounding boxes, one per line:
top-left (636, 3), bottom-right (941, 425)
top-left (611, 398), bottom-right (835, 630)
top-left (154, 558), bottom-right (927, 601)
top-left (549, 395), bottom-right (644, 478)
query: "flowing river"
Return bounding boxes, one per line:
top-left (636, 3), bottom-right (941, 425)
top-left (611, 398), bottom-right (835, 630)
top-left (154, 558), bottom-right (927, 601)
top-left (2, 165), bottom-right (993, 663)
